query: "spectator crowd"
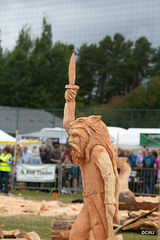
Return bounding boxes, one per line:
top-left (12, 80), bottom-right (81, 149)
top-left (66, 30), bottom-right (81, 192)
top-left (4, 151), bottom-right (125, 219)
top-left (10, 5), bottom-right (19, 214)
top-left (0, 143), bottom-right (159, 195)
top-left (0, 143), bottom-right (80, 195)
top-left (118, 147), bottom-right (160, 194)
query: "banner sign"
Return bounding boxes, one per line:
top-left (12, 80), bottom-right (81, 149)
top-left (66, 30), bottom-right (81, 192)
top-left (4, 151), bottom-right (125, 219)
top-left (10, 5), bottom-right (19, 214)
top-left (140, 133), bottom-right (160, 147)
top-left (16, 164), bottom-right (56, 182)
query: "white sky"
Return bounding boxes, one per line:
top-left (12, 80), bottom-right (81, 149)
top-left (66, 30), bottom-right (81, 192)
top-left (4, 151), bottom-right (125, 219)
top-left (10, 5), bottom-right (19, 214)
top-left (0, 0), bottom-right (160, 50)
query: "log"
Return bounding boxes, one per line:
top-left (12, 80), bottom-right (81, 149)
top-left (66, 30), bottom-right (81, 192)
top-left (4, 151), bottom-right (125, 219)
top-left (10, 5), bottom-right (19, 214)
top-left (2, 229), bottom-right (20, 238)
top-left (3, 239), bottom-right (27, 240)
top-left (129, 210), bottom-right (159, 218)
top-left (114, 206), bottom-right (159, 234)
top-left (16, 232), bottom-right (26, 238)
top-left (122, 220), bottom-right (158, 232)
top-left (51, 220), bottom-right (90, 240)
top-left (24, 232), bottom-right (41, 240)
top-left (119, 201), bottom-right (159, 211)
top-left (0, 227), bottom-right (4, 239)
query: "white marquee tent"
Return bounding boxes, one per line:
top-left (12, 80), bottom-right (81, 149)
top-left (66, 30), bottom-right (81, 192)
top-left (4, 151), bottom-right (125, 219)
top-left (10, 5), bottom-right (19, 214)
top-left (0, 130), bottom-right (39, 146)
top-left (2, 127), bottom-right (159, 149)
top-left (107, 127), bottom-right (127, 143)
top-left (0, 130), bottom-right (16, 144)
top-left (22, 127), bottom-right (69, 144)
top-left (22, 126), bottom-right (127, 145)
top-left (115, 128), bottom-right (160, 149)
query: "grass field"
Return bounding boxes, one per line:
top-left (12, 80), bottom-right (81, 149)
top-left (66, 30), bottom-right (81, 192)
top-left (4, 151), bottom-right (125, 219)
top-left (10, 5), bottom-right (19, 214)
top-left (11, 189), bottom-right (83, 203)
top-left (0, 190), bottom-right (158, 240)
top-left (0, 215), bottom-right (157, 240)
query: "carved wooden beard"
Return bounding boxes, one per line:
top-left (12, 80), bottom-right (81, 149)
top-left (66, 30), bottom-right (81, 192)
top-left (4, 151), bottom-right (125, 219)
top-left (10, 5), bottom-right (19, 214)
top-left (70, 145), bottom-right (83, 167)
top-left (68, 126), bottom-right (88, 167)
top-left (69, 139), bottom-right (86, 167)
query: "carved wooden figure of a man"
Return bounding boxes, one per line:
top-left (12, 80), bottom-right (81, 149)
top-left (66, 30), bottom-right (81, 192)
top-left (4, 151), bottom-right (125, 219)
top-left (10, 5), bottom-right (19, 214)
top-left (63, 54), bottom-right (122, 240)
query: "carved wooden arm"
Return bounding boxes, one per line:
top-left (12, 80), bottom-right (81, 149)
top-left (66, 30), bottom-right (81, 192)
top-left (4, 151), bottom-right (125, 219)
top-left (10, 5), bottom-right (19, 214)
top-left (63, 85), bottom-right (79, 135)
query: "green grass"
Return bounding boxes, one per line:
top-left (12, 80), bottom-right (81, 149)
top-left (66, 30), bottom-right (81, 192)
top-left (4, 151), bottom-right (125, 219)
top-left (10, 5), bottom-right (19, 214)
top-left (120, 232), bottom-right (157, 240)
top-left (0, 215), bottom-right (54, 240)
top-left (1, 190), bottom-right (158, 240)
top-left (11, 189), bottom-right (83, 203)
top-left (0, 215), bottom-right (157, 240)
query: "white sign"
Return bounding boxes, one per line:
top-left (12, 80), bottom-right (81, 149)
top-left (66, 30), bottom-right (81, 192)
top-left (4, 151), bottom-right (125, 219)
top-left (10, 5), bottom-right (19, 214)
top-left (17, 134), bottom-right (22, 143)
top-left (16, 164), bottom-right (56, 182)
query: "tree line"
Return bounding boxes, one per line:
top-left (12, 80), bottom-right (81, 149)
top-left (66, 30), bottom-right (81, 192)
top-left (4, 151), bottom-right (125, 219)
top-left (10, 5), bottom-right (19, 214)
top-left (0, 18), bottom-right (160, 109)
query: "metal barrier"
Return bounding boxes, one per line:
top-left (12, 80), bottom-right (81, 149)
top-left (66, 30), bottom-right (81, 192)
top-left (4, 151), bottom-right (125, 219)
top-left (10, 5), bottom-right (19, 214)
top-left (129, 167), bottom-right (160, 196)
top-left (13, 164), bottom-right (83, 194)
top-left (0, 164), bottom-right (159, 196)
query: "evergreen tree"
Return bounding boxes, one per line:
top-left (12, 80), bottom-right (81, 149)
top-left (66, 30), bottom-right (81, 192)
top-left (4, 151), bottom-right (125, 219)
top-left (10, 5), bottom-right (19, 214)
top-left (76, 44), bottom-right (97, 105)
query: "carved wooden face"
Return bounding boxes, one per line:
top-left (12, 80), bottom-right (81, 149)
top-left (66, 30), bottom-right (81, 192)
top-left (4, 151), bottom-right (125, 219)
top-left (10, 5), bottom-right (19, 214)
top-left (68, 127), bottom-right (88, 167)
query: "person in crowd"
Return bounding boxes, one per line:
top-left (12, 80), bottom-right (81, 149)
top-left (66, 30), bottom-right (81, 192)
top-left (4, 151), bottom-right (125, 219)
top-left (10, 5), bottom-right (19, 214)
top-left (15, 146), bottom-right (23, 163)
top-left (21, 145), bottom-right (33, 164)
top-left (62, 155), bottom-right (72, 193)
top-left (62, 144), bottom-right (80, 194)
top-left (136, 149), bottom-right (147, 167)
top-left (125, 148), bottom-right (137, 191)
top-left (157, 148), bottom-right (160, 162)
top-left (127, 149), bottom-right (137, 168)
top-left (9, 145), bottom-right (15, 156)
top-left (142, 149), bottom-right (156, 194)
top-left (0, 146), bottom-right (13, 195)
top-left (151, 150), bottom-right (160, 185)
top-left (62, 144), bottom-right (72, 162)
top-left (72, 165), bottom-right (80, 195)
top-left (28, 148), bottom-right (42, 164)
top-left (50, 144), bottom-right (61, 188)
top-left (21, 145), bottom-right (33, 188)
top-left (50, 144), bottom-right (61, 164)
top-left (118, 147), bottom-right (125, 157)
top-left (39, 145), bottom-right (53, 190)
top-left (117, 147), bottom-right (126, 174)
top-left (135, 149), bottom-right (147, 191)
top-left (39, 144), bottom-right (46, 163)
top-left (28, 148), bottom-right (42, 189)
top-left (41, 145), bottom-right (52, 164)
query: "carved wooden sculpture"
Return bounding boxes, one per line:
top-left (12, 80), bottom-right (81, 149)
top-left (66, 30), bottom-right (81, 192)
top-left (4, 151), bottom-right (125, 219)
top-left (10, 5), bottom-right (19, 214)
top-left (116, 157), bottom-right (135, 203)
top-left (63, 53), bottom-right (123, 240)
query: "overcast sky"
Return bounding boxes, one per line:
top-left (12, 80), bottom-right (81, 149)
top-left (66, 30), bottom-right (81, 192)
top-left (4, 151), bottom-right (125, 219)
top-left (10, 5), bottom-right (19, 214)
top-left (0, 0), bottom-right (160, 51)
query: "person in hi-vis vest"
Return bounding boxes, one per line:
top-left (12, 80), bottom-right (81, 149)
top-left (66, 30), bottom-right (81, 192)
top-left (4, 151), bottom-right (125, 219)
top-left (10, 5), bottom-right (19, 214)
top-left (0, 146), bottom-right (13, 194)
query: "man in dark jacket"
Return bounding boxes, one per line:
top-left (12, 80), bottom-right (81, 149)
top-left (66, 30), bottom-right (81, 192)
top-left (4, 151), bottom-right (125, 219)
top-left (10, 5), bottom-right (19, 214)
top-left (142, 150), bottom-right (156, 194)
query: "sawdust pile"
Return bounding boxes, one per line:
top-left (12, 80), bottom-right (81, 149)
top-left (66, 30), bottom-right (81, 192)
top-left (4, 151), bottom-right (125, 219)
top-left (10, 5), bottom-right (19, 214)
top-left (0, 195), bottom-right (159, 220)
top-left (0, 195), bottom-right (83, 217)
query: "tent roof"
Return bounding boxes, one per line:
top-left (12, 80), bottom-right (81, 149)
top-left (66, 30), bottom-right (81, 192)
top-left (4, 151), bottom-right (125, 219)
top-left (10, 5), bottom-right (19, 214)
top-left (107, 126), bottom-right (127, 143)
top-left (0, 130), bottom-right (16, 142)
top-left (22, 127), bottom-right (68, 144)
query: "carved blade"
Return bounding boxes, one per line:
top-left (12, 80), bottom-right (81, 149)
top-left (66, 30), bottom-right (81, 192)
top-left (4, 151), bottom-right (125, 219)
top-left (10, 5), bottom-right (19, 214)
top-left (69, 52), bottom-right (75, 85)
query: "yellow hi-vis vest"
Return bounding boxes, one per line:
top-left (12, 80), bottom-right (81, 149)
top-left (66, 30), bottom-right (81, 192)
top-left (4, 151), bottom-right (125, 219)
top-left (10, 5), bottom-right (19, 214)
top-left (0, 153), bottom-right (12, 172)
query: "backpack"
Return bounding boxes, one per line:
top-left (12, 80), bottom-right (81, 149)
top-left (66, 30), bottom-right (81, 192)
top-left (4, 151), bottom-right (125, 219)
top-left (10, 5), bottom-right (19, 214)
top-left (144, 156), bottom-right (153, 168)
top-left (129, 154), bottom-right (137, 167)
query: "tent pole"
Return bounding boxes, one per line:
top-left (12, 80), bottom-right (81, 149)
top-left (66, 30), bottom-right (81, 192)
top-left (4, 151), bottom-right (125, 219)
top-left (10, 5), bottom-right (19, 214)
top-left (11, 130), bottom-right (18, 190)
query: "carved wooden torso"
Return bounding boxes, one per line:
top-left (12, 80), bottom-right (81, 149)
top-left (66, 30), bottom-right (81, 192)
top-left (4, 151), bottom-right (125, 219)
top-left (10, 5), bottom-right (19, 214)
top-left (80, 150), bottom-right (104, 196)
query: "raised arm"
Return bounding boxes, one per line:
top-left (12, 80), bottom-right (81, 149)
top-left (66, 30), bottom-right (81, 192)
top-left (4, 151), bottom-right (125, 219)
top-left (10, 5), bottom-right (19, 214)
top-left (63, 86), bottom-right (79, 135)
top-left (63, 52), bottom-right (79, 135)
